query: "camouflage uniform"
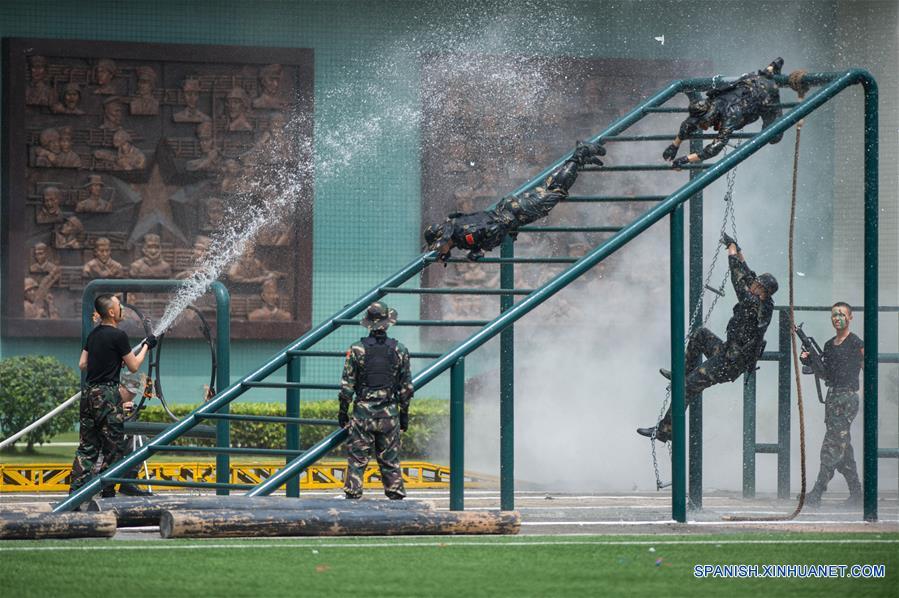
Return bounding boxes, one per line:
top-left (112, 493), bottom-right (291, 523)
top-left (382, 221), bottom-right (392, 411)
top-left (425, 141), bottom-right (605, 260)
top-left (69, 382), bottom-right (129, 494)
top-left (656, 255), bottom-right (774, 437)
top-left (340, 329), bottom-right (414, 499)
top-left (805, 332), bottom-right (863, 505)
top-left (677, 64), bottom-right (783, 161)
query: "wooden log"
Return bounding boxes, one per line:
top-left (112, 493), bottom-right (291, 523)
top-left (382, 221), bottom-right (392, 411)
top-left (0, 502), bottom-right (54, 514)
top-left (90, 496), bottom-right (435, 527)
top-left (0, 511), bottom-right (117, 540)
top-left (160, 508), bottom-right (521, 538)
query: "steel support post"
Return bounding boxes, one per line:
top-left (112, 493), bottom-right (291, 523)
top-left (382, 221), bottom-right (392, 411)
top-left (742, 371), bottom-right (757, 498)
top-left (500, 236), bottom-right (515, 511)
top-left (285, 355), bottom-right (301, 497)
top-left (670, 205), bottom-right (687, 523)
top-left (450, 358), bottom-right (465, 511)
top-left (688, 136), bottom-right (704, 510)
top-left (777, 310), bottom-right (792, 499)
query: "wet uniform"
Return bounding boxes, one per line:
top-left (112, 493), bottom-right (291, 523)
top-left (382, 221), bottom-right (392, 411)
top-left (658, 255), bottom-right (773, 435)
top-left (679, 73), bottom-right (783, 160)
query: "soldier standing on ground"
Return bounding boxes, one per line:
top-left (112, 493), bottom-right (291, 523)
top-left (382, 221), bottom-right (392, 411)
top-left (801, 302), bottom-right (864, 508)
top-left (637, 236), bottom-right (778, 442)
top-left (338, 302), bottom-right (413, 500)
top-left (69, 294), bottom-right (156, 497)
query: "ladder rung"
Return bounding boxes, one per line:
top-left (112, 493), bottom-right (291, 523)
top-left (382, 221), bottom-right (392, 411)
top-left (517, 226), bottom-right (621, 233)
top-left (242, 381), bottom-right (340, 390)
top-left (103, 477), bottom-right (252, 490)
top-left (198, 413), bottom-right (339, 426)
top-left (644, 103), bottom-right (798, 113)
top-left (381, 287), bottom-right (534, 295)
top-left (604, 133), bottom-right (757, 142)
top-left (754, 443), bottom-right (781, 454)
top-left (582, 164), bottom-right (710, 172)
top-left (287, 350), bottom-right (443, 358)
top-left (424, 256), bottom-right (578, 264)
top-left (149, 445), bottom-right (306, 456)
top-left (564, 195), bottom-right (667, 202)
top-left (333, 318), bottom-right (490, 327)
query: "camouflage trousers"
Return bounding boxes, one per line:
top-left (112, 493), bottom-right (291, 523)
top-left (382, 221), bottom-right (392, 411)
top-left (69, 383), bottom-right (128, 493)
top-left (343, 416), bottom-right (406, 499)
top-left (660, 327), bottom-right (747, 431)
top-left (812, 389), bottom-right (861, 494)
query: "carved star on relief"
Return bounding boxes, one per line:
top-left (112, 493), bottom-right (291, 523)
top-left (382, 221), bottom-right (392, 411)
top-left (127, 162), bottom-right (189, 247)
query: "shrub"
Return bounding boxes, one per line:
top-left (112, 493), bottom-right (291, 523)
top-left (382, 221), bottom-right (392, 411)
top-left (140, 399), bottom-right (450, 460)
top-left (0, 356), bottom-right (80, 451)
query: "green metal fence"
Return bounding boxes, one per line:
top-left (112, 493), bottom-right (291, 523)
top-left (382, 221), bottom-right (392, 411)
top-left (55, 69), bottom-right (880, 523)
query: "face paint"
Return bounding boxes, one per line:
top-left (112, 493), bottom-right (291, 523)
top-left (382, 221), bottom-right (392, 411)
top-left (831, 308), bottom-right (849, 331)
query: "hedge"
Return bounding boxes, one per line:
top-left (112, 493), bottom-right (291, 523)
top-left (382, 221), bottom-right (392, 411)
top-left (140, 399), bottom-right (450, 459)
top-left (0, 356), bottom-right (80, 450)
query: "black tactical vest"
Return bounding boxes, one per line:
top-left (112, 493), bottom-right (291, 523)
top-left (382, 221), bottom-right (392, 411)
top-left (359, 336), bottom-right (398, 393)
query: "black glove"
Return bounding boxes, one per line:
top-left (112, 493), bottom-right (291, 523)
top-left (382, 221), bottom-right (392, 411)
top-left (720, 232), bottom-right (740, 252)
top-left (466, 249), bottom-right (484, 262)
top-left (143, 334), bottom-right (158, 350)
top-left (671, 156), bottom-right (690, 169)
top-left (662, 144), bottom-right (679, 161)
top-left (338, 409), bottom-right (349, 429)
top-left (399, 410), bottom-right (409, 432)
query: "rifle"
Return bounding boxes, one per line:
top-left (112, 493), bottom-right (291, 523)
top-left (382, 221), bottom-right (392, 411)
top-left (794, 323), bottom-right (826, 404)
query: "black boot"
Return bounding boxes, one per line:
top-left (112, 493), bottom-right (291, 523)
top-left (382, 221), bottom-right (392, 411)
top-left (843, 477), bottom-right (862, 509)
top-left (99, 486), bottom-right (116, 499)
top-left (636, 425), bottom-right (670, 443)
top-left (659, 368), bottom-right (672, 380)
top-left (804, 483), bottom-right (823, 508)
top-left (118, 483), bottom-right (154, 497)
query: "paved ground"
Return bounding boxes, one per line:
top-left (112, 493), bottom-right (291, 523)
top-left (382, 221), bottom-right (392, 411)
top-left (3, 489), bottom-right (897, 538)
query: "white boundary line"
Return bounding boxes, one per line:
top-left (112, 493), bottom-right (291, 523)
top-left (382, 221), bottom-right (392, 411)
top-left (1, 538), bottom-right (898, 552)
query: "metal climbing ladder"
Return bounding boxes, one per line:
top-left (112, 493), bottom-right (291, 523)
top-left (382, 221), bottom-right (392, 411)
top-left (54, 69), bottom-right (880, 523)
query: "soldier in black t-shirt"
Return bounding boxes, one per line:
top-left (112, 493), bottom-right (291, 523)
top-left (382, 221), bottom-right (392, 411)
top-left (800, 301), bottom-right (864, 507)
top-left (69, 293), bottom-right (157, 497)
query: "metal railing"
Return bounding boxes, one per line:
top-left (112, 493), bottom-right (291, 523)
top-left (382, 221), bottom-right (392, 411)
top-left (54, 69), bottom-right (879, 523)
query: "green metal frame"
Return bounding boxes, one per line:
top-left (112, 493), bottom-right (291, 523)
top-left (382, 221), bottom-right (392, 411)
top-left (743, 306), bottom-right (898, 503)
top-left (56, 69), bottom-right (880, 524)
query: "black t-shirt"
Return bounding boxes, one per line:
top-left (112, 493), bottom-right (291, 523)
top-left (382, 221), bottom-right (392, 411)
top-left (83, 324), bottom-right (131, 386)
top-left (823, 332), bottom-right (864, 391)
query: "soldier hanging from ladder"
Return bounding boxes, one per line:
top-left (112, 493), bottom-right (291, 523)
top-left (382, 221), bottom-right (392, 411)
top-left (423, 140), bottom-right (606, 262)
top-left (662, 58), bottom-right (785, 168)
top-left (638, 235), bottom-right (779, 443)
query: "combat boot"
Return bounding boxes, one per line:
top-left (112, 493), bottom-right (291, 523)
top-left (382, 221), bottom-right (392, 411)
top-left (842, 478), bottom-right (863, 509)
top-left (659, 368), bottom-right (672, 380)
top-left (345, 493), bottom-right (361, 500)
top-left (118, 483), bottom-right (153, 497)
top-left (99, 486), bottom-right (116, 499)
top-left (804, 484), bottom-right (823, 508)
top-left (636, 425), bottom-right (670, 443)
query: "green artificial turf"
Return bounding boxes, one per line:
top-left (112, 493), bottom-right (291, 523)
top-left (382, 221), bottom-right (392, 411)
top-left (0, 533), bottom-right (896, 598)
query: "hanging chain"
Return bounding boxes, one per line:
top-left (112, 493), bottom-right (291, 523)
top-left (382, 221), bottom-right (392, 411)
top-left (650, 144), bottom-right (741, 491)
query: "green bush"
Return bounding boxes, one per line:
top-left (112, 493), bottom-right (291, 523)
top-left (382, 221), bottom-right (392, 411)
top-left (0, 356), bottom-right (80, 451)
top-left (140, 399), bottom-right (450, 459)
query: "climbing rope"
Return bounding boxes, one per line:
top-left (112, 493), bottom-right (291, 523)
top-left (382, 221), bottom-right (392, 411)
top-left (723, 71), bottom-right (809, 521)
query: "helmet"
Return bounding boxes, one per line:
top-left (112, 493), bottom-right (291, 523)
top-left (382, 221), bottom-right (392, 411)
top-left (688, 99), bottom-right (711, 118)
top-left (360, 301), bottom-right (397, 331)
top-left (423, 222), bottom-right (452, 250)
top-left (757, 273), bottom-right (779, 295)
